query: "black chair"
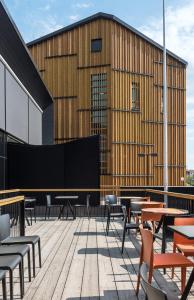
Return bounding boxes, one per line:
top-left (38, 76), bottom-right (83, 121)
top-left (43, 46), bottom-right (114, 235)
top-left (0, 244), bottom-right (31, 282)
top-left (45, 194), bottom-right (63, 220)
top-left (0, 255), bottom-right (24, 300)
top-left (25, 198), bottom-right (37, 226)
top-left (0, 269), bottom-right (7, 300)
top-left (104, 194), bottom-right (121, 217)
top-left (106, 200), bottom-right (123, 235)
top-left (74, 194), bottom-right (90, 218)
top-left (0, 214), bottom-right (41, 278)
top-left (121, 206), bottom-right (150, 253)
top-left (140, 263), bottom-right (170, 300)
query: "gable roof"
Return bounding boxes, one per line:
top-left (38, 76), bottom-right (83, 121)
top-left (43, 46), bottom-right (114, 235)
top-left (27, 12), bottom-right (187, 66)
top-left (0, 0), bottom-right (53, 110)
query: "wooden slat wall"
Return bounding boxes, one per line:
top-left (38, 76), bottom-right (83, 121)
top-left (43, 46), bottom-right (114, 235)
top-left (28, 18), bottom-right (186, 187)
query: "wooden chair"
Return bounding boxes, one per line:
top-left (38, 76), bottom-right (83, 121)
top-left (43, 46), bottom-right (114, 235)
top-left (140, 263), bottom-right (170, 300)
top-left (0, 270), bottom-right (7, 300)
top-left (136, 226), bottom-right (194, 295)
top-left (0, 255), bottom-right (23, 300)
top-left (104, 194), bottom-right (121, 218)
top-left (121, 206), bottom-right (151, 253)
top-left (106, 201), bottom-right (123, 235)
top-left (172, 217), bottom-right (194, 278)
top-left (0, 214), bottom-right (41, 278)
top-left (141, 203), bottom-right (164, 232)
top-left (45, 194), bottom-right (63, 220)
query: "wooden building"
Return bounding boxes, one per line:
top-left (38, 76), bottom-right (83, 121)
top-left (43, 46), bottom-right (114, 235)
top-left (28, 12), bottom-right (187, 187)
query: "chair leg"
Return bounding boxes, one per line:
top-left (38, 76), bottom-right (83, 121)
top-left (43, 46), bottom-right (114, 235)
top-left (34, 207), bottom-right (37, 223)
top-left (28, 250), bottom-right (31, 282)
top-left (2, 277), bottom-right (7, 300)
top-left (45, 207), bottom-right (48, 220)
top-left (181, 267), bottom-right (186, 294)
top-left (121, 227), bottom-right (126, 253)
top-left (19, 261), bottom-right (24, 298)
top-left (48, 207), bottom-right (51, 220)
top-left (32, 244), bottom-right (36, 277)
top-left (74, 207), bottom-right (77, 219)
top-left (30, 210), bottom-right (33, 226)
top-left (87, 206), bottom-right (90, 219)
top-left (9, 269), bottom-right (13, 300)
top-left (104, 205), bottom-right (106, 218)
top-left (38, 239), bottom-right (42, 268)
top-left (106, 215), bottom-right (110, 235)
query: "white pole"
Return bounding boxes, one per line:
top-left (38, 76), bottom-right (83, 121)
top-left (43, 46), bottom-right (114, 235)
top-left (163, 0), bottom-right (168, 205)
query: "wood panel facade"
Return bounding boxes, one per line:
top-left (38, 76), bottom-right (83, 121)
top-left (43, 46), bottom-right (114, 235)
top-left (28, 14), bottom-right (186, 187)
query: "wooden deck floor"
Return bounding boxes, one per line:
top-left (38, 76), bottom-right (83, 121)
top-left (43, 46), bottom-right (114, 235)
top-left (3, 217), bottom-right (194, 299)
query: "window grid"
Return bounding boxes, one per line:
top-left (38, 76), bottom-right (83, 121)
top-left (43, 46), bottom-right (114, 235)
top-left (91, 73), bottom-right (108, 174)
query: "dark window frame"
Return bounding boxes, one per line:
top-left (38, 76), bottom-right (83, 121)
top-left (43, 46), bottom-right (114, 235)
top-left (91, 38), bottom-right (102, 52)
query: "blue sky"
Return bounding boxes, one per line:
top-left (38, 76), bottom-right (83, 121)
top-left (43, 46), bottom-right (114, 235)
top-left (4, 0), bottom-right (194, 169)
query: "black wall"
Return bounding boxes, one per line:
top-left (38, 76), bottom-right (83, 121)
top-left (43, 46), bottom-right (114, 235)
top-left (7, 135), bottom-right (100, 205)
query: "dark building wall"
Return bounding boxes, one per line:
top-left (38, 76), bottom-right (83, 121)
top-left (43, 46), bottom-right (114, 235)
top-left (42, 103), bottom-right (54, 145)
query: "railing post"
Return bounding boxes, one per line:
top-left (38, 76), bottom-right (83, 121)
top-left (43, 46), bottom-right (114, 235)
top-left (19, 200), bottom-right (25, 236)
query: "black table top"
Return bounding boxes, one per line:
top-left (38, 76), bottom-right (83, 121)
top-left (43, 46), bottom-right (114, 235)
top-left (168, 225), bottom-right (194, 240)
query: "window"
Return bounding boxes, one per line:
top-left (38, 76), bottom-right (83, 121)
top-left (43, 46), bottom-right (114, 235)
top-left (91, 73), bottom-right (107, 127)
top-left (131, 81), bottom-right (140, 110)
top-left (91, 73), bottom-right (108, 174)
top-left (91, 39), bottom-right (102, 52)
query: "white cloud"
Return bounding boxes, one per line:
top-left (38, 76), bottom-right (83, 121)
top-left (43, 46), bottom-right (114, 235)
top-left (74, 2), bottom-right (93, 9)
top-left (27, 15), bottom-right (63, 41)
top-left (138, 0), bottom-right (194, 169)
top-left (69, 15), bottom-right (80, 21)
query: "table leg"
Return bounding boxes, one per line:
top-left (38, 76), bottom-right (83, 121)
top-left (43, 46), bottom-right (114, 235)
top-left (68, 200), bottom-right (75, 219)
top-left (181, 268), bottom-right (194, 300)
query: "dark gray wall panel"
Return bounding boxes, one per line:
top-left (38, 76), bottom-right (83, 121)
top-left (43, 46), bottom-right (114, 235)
top-left (42, 103), bottom-right (54, 145)
top-left (6, 70), bottom-right (28, 142)
top-left (29, 100), bottom-right (42, 145)
top-left (0, 61), bottom-right (5, 130)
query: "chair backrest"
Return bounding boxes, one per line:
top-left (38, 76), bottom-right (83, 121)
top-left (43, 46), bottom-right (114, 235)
top-left (140, 263), bottom-right (168, 300)
top-left (130, 202), bottom-right (142, 212)
top-left (141, 210), bottom-right (163, 223)
top-left (105, 195), bottom-right (117, 205)
top-left (140, 226), bottom-right (154, 268)
top-left (174, 217), bottom-right (194, 245)
top-left (46, 195), bottom-right (51, 206)
top-left (86, 194), bottom-right (90, 207)
top-left (0, 214), bottom-right (10, 241)
top-left (142, 202), bottom-right (164, 209)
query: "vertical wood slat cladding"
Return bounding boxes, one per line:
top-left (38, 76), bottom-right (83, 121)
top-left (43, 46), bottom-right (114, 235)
top-left (29, 18), bottom-right (186, 187)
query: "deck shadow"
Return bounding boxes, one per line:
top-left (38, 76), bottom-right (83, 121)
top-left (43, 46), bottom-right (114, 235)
top-left (78, 247), bottom-right (138, 259)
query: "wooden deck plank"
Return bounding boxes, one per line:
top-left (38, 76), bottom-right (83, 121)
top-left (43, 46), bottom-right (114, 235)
top-left (96, 218), bottom-right (119, 300)
top-left (60, 218), bottom-right (89, 300)
top-left (81, 218), bottom-right (100, 299)
top-left (32, 219), bottom-right (81, 300)
top-left (23, 220), bottom-right (74, 299)
top-left (103, 219), bottom-right (136, 300)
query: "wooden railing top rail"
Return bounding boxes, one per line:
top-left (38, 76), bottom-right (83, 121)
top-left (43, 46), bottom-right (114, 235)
top-left (20, 188), bottom-right (145, 192)
top-left (0, 189), bottom-right (20, 195)
top-left (1, 188), bottom-right (194, 201)
top-left (146, 189), bottom-right (194, 201)
top-left (0, 195), bottom-right (24, 206)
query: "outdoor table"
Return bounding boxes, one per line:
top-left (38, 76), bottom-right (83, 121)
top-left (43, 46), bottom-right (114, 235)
top-left (55, 195), bottom-right (79, 220)
top-left (168, 225), bottom-right (194, 300)
top-left (118, 196), bottom-right (150, 204)
top-left (131, 201), bottom-right (164, 207)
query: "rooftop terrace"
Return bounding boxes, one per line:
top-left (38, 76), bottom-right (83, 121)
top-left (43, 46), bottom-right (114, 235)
top-left (2, 216), bottom-right (193, 300)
